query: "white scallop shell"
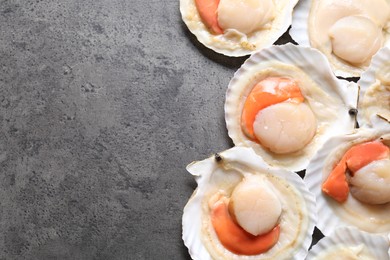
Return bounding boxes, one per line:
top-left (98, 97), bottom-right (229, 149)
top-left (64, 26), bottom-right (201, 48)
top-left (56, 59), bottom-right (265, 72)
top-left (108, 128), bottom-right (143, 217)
top-left (225, 43), bottom-right (358, 172)
top-left (182, 146), bottom-right (316, 260)
top-left (305, 117), bottom-right (390, 236)
top-left (289, 0), bottom-right (311, 47)
top-left (306, 227), bottom-right (390, 260)
top-left (179, 0), bottom-right (298, 57)
top-left (290, 0), bottom-right (390, 78)
top-left (358, 46), bottom-right (390, 128)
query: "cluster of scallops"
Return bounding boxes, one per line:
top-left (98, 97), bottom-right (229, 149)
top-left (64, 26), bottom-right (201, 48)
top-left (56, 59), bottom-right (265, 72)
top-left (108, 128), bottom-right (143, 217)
top-left (180, 0), bottom-right (390, 259)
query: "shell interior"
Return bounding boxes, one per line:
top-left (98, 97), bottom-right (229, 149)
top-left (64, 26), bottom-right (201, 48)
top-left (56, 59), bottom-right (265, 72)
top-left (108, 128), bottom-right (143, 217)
top-left (179, 0), bottom-right (299, 56)
top-left (182, 146), bottom-right (316, 260)
top-left (304, 118), bottom-right (390, 236)
top-left (225, 43), bottom-right (358, 172)
top-left (290, 0), bottom-right (390, 78)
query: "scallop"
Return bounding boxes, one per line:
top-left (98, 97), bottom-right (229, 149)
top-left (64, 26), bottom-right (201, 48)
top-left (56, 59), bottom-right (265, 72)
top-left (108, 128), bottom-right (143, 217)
top-left (306, 227), bottom-right (390, 260)
top-left (290, 0), bottom-right (390, 77)
top-left (182, 146), bottom-right (316, 260)
top-left (305, 116), bottom-right (390, 236)
top-left (349, 159), bottom-right (390, 205)
top-left (225, 44), bottom-right (358, 171)
top-left (358, 46), bottom-right (390, 127)
top-left (179, 0), bottom-right (299, 56)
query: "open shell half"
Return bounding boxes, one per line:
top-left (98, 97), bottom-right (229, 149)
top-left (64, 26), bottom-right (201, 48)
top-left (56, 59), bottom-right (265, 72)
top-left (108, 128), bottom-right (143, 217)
top-left (290, 0), bottom-right (390, 78)
top-left (180, 0), bottom-right (298, 56)
top-left (305, 116), bottom-right (390, 236)
top-left (182, 146), bottom-right (316, 260)
top-left (225, 43), bottom-right (358, 172)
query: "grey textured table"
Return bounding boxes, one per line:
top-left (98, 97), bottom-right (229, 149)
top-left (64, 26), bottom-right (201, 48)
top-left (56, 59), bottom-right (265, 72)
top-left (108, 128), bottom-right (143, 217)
top-left (0, 1), bottom-right (303, 259)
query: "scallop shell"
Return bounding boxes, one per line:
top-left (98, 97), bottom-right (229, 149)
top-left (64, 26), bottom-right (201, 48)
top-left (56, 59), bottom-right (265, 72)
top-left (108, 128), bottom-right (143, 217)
top-left (289, 0), bottom-right (311, 47)
top-left (305, 117), bottom-right (390, 236)
top-left (358, 46), bottom-right (390, 127)
top-left (225, 43), bottom-right (358, 172)
top-left (306, 227), bottom-right (390, 260)
top-left (182, 146), bottom-right (316, 260)
top-left (290, 0), bottom-right (390, 78)
top-left (179, 0), bottom-right (298, 57)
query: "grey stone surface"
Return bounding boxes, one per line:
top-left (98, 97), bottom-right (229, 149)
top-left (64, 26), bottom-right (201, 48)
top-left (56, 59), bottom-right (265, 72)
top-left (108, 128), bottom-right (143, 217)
top-left (0, 0), bottom-right (296, 259)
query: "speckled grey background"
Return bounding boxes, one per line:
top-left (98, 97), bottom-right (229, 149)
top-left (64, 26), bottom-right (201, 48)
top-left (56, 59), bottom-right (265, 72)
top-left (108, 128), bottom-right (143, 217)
top-left (0, 0), bottom-right (299, 259)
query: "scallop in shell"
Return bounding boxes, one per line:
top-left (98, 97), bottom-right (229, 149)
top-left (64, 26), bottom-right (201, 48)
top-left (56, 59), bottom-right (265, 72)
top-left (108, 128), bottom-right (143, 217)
top-left (179, 0), bottom-right (298, 56)
top-left (182, 146), bottom-right (316, 260)
top-left (225, 44), bottom-right (358, 172)
top-left (290, 0), bottom-right (390, 78)
top-left (358, 46), bottom-right (390, 127)
top-left (306, 227), bottom-right (390, 260)
top-left (305, 116), bottom-right (390, 236)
